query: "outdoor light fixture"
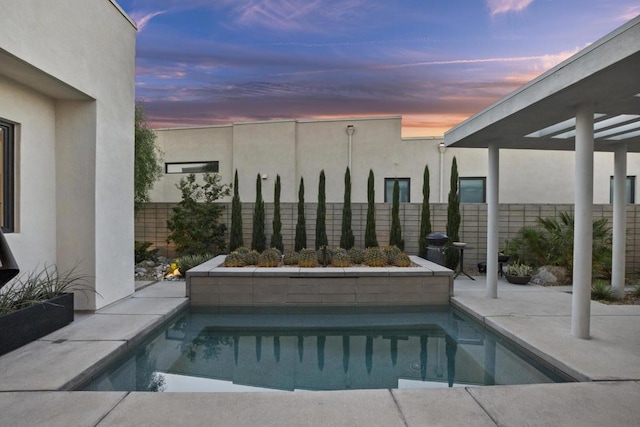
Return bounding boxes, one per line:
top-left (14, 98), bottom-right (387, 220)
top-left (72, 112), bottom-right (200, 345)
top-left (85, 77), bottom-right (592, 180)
top-left (346, 125), bottom-right (355, 170)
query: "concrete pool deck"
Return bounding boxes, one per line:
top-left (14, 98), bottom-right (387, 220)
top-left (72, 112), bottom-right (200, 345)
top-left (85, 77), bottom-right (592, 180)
top-left (0, 278), bottom-right (639, 426)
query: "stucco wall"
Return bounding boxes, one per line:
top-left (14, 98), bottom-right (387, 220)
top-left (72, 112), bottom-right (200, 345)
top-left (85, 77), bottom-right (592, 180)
top-left (0, 0), bottom-right (136, 310)
top-left (150, 117), bottom-right (640, 206)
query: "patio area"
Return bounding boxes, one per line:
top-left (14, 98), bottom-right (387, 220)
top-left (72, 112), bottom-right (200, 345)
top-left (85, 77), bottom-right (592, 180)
top-left (0, 277), bottom-right (638, 426)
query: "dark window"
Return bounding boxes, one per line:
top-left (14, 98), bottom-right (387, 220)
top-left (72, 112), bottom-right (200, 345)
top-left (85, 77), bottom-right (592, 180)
top-left (0, 120), bottom-right (15, 232)
top-left (609, 176), bottom-right (635, 204)
top-left (384, 178), bottom-right (410, 203)
top-left (165, 161), bottom-right (219, 174)
top-left (459, 177), bottom-right (486, 203)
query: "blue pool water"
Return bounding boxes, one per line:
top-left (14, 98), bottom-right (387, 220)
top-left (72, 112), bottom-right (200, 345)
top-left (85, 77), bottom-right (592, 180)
top-left (82, 307), bottom-right (569, 392)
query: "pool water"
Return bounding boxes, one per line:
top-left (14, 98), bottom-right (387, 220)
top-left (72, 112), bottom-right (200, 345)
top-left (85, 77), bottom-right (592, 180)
top-left (82, 308), bottom-right (569, 392)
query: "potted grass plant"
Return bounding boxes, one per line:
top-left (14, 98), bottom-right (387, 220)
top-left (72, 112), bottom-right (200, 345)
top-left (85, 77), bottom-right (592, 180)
top-left (504, 262), bottom-right (533, 285)
top-left (0, 264), bottom-right (91, 356)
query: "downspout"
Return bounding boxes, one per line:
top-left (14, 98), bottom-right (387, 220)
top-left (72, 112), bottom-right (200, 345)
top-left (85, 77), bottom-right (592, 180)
top-left (438, 142), bottom-right (446, 202)
top-left (346, 125), bottom-right (355, 170)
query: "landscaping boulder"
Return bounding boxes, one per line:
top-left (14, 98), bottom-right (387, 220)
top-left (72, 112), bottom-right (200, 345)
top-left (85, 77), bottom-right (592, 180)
top-left (532, 265), bottom-right (571, 285)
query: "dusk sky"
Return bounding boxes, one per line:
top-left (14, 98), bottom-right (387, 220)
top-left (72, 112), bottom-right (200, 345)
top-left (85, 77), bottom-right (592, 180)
top-left (118, 0), bottom-right (640, 136)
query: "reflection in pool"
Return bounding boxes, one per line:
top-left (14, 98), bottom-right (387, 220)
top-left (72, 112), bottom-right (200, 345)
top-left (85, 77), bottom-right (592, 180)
top-left (83, 308), bottom-right (569, 392)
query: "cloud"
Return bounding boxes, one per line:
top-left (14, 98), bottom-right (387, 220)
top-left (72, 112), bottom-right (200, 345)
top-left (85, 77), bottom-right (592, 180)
top-left (130, 10), bottom-right (167, 31)
top-left (616, 5), bottom-right (640, 22)
top-left (486, 0), bottom-right (534, 16)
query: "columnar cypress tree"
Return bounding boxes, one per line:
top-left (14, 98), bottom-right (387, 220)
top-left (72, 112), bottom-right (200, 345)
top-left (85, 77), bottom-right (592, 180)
top-left (445, 157), bottom-right (461, 269)
top-left (315, 170), bottom-right (328, 249)
top-left (252, 174), bottom-right (266, 252)
top-left (270, 175), bottom-right (283, 252)
top-left (389, 178), bottom-right (404, 250)
top-left (340, 167), bottom-right (355, 249)
top-left (364, 169), bottom-right (378, 248)
top-left (418, 165), bottom-right (432, 258)
top-left (294, 177), bottom-right (307, 251)
top-left (229, 169), bottom-right (243, 251)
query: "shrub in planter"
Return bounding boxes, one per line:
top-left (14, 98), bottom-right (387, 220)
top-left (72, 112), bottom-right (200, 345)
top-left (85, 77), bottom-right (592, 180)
top-left (504, 262), bottom-right (533, 285)
top-left (0, 264), bottom-right (91, 356)
top-left (176, 253), bottom-right (213, 274)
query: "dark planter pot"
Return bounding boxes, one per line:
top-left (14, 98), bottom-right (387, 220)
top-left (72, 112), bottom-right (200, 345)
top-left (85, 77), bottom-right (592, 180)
top-left (504, 274), bottom-right (531, 285)
top-left (0, 293), bottom-right (74, 356)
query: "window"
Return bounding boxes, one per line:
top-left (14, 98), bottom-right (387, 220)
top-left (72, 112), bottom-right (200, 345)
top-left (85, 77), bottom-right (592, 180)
top-left (0, 120), bottom-right (15, 232)
top-left (384, 178), bottom-right (410, 203)
top-left (459, 177), bottom-right (486, 203)
top-left (609, 176), bottom-right (635, 204)
top-left (165, 161), bottom-right (219, 174)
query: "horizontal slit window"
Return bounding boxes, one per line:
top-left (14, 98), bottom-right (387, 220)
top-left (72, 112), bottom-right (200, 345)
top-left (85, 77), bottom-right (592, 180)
top-left (165, 161), bottom-right (219, 174)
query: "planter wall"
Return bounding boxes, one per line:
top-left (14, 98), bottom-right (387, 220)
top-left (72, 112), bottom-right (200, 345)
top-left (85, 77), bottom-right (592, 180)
top-left (187, 256), bottom-right (454, 308)
top-left (0, 293), bottom-right (74, 356)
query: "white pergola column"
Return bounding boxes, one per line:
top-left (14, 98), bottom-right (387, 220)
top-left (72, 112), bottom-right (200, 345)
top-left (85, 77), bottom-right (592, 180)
top-left (611, 143), bottom-right (627, 298)
top-left (571, 105), bottom-right (594, 339)
top-left (486, 143), bottom-right (499, 299)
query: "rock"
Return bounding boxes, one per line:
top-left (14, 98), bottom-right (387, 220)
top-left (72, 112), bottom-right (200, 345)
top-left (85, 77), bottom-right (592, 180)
top-left (143, 260), bottom-right (156, 267)
top-left (135, 267), bottom-right (147, 275)
top-left (532, 265), bottom-right (571, 285)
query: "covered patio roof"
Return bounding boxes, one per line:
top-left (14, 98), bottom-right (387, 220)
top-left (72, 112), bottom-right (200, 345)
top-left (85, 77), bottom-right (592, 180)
top-left (443, 15), bottom-right (640, 340)
top-left (444, 16), bottom-right (640, 152)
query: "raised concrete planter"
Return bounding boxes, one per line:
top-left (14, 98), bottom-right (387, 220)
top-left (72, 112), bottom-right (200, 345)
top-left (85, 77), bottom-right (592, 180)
top-left (187, 255), bottom-right (453, 308)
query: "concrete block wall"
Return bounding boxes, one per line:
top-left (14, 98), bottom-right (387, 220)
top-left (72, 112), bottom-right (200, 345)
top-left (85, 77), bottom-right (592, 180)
top-left (136, 203), bottom-right (640, 275)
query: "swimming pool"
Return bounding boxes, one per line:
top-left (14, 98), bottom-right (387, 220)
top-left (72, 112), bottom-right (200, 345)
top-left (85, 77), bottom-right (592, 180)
top-left (82, 307), bottom-right (569, 392)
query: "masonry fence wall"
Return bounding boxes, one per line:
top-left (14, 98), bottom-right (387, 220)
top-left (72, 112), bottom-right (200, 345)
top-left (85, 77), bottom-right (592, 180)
top-left (136, 203), bottom-right (640, 275)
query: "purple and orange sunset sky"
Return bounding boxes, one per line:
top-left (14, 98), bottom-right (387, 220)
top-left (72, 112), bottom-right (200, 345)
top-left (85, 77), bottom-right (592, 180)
top-left (118, 0), bottom-right (640, 137)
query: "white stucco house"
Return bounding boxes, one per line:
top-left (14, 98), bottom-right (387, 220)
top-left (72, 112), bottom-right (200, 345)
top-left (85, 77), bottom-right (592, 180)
top-left (0, 0), bottom-right (136, 310)
top-left (150, 116), bottom-right (640, 206)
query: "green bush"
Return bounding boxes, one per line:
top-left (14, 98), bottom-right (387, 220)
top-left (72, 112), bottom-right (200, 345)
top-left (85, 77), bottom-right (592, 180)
top-left (315, 171), bottom-right (328, 250)
top-left (167, 173), bottom-right (231, 256)
top-left (389, 179), bottom-right (404, 250)
top-left (135, 241), bottom-right (158, 264)
top-left (444, 157), bottom-right (460, 269)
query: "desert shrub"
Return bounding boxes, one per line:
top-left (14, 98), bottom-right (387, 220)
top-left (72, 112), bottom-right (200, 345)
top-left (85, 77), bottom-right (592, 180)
top-left (298, 248), bottom-right (318, 268)
top-left (258, 248), bottom-right (281, 267)
top-left (508, 212), bottom-right (612, 277)
top-left (224, 252), bottom-right (245, 267)
top-left (177, 253), bottom-right (213, 273)
top-left (348, 247), bottom-right (364, 264)
top-left (591, 280), bottom-right (614, 302)
top-left (331, 248), bottom-right (351, 267)
top-left (283, 250), bottom-right (300, 266)
top-left (364, 247), bottom-right (387, 267)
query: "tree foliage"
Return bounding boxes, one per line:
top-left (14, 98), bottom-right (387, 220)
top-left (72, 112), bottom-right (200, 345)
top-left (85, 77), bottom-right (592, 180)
top-left (364, 169), bottom-right (378, 248)
top-left (389, 178), bottom-right (404, 250)
top-left (315, 170), bottom-right (328, 249)
top-left (270, 175), bottom-right (284, 252)
top-left (166, 173), bottom-right (230, 256)
top-left (294, 178), bottom-right (307, 251)
top-left (340, 167), bottom-right (355, 249)
top-left (252, 174), bottom-right (266, 252)
top-left (134, 104), bottom-right (163, 213)
top-left (229, 169), bottom-right (243, 251)
top-left (418, 164), bottom-right (431, 258)
top-left (445, 157), bottom-right (461, 269)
